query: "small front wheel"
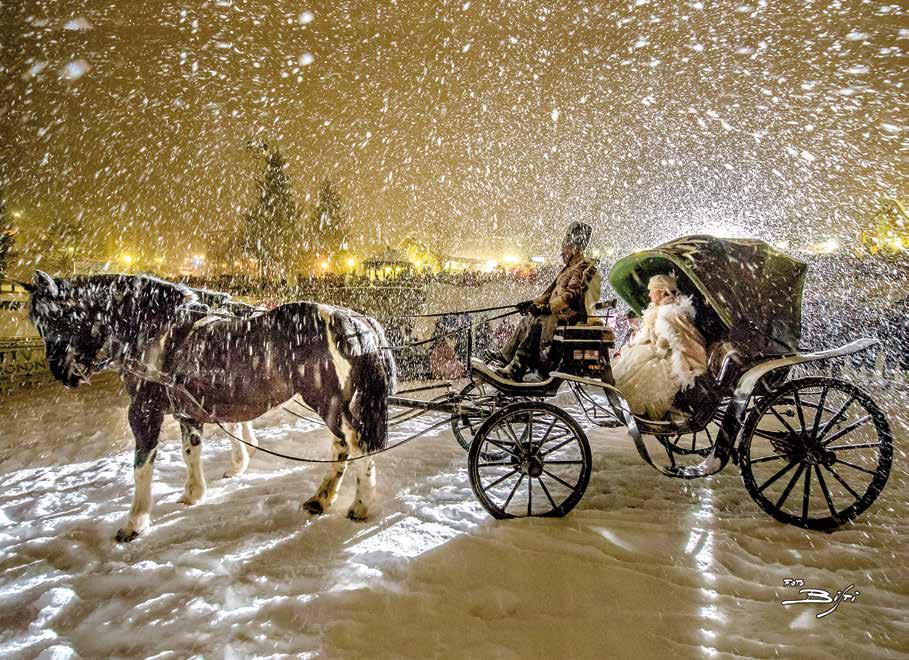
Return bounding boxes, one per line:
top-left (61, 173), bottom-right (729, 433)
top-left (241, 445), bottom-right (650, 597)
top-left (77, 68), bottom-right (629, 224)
top-left (468, 401), bottom-right (592, 519)
top-left (452, 381), bottom-right (496, 452)
top-left (740, 377), bottom-right (893, 530)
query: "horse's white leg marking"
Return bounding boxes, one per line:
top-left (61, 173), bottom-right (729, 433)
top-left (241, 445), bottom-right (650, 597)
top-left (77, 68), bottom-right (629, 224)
top-left (345, 421), bottom-right (375, 522)
top-left (224, 422), bottom-right (256, 478)
top-left (178, 422), bottom-right (206, 505)
top-left (119, 450), bottom-right (156, 541)
top-left (302, 434), bottom-right (348, 515)
top-left (244, 422), bottom-right (258, 457)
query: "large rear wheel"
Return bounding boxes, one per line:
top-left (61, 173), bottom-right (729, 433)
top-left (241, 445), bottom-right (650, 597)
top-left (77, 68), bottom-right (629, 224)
top-left (740, 377), bottom-right (892, 530)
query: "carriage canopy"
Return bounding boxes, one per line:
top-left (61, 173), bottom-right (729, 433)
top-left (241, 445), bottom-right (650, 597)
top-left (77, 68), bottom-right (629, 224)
top-left (608, 235), bottom-right (807, 357)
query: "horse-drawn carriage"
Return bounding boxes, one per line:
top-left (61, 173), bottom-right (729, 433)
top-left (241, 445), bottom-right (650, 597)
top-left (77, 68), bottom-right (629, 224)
top-left (390, 235), bottom-right (893, 530)
top-left (24, 235), bottom-right (894, 541)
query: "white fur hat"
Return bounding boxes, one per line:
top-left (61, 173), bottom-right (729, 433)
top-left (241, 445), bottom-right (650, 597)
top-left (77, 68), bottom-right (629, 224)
top-left (647, 273), bottom-right (678, 292)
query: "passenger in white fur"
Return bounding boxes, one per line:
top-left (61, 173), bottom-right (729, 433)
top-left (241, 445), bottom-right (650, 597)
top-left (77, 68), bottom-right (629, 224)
top-left (612, 274), bottom-right (708, 419)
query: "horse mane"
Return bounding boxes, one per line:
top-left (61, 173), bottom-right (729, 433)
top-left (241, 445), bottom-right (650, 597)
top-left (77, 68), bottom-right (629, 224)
top-left (66, 274), bottom-right (200, 352)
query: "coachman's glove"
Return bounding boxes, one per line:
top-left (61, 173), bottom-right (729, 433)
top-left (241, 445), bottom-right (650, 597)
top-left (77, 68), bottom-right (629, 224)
top-left (515, 300), bottom-right (534, 315)
top-left (529, 303), bottom-right (551, 317)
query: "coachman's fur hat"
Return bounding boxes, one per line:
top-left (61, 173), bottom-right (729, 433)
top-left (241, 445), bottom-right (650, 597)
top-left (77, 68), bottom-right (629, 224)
top-left (563, 220), bottom-right (593, 251)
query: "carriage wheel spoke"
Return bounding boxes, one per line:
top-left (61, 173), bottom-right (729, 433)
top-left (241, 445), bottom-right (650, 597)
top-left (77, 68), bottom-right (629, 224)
top-left (753, 428), bottom-right (791, 442)
top-left (484, 467), bottom-right (520, 490)
top-left (758, 458), bottom-right (799, 493)
top-left (816, 394), bottom-right (855, 442)
top-left (821, 415), bottom-right (872, 447)
top-left (483, 437), bottom-right (521, 459)
top-left (501, 420), bottom-right (524, 450)
top-left (541, 468), bottom-right (577, 490)
top-left (691, 432), bottom-right (698, 452)
top-left (808, 386), bottom-right (829, 440)
top-left (801, 465), bottom-right (812, 520)
top-left (823, 465), bottom-right (861, 500)
top-left (750, 452), bottom-right (789, 464)
top-left (543, 460), bottom-right (583, 465)
top-left (477, 461), bottom-right (514, 468)
top-left (825, 442), bottom-right (881, 451)
top-left (502, 473), bottom-right (525, 510)
top-left (527, 477), bottom-right (533, 516)
top-left (793, 390), bottom-right (808, 433)
top-left (775, 462), bottom-right (806, 509)
top-left (815, 465), bottom-right (838, 517)
top-left (769, 406), bottom-right (798, 436)
top-left (537, 477), bottom-right (558, 510)
top-left (536, 415), bottom-right (560, 447)
top-left (538, 435), bottom-right (575, 458)
top-left (835, 458), bottom-right (877, 476)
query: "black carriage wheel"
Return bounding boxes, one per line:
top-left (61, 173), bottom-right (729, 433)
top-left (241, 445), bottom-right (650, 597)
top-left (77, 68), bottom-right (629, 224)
top-left (654, 399), bottom-right (728, 457)
top-left (740, 377), bottom-right (892, 531)
top-left (468, 401), bottom-right (592, 519)
top-left (452, 381), bottom-right (496, 452)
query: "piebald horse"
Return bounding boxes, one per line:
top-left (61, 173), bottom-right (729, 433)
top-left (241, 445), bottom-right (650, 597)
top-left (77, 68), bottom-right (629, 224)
top-left (27, 271), bottom-right (396, 542)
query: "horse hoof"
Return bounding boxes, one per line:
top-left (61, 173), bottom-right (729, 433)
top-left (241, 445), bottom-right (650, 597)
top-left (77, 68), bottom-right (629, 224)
top-left (347, 508), bottom-right (368, 522)
top-left (178, 492), bottom-right (204, 506)
top-left (303, 499), bottom-right (324, 515)
top-left (115, 528), bottom-right (140, 543)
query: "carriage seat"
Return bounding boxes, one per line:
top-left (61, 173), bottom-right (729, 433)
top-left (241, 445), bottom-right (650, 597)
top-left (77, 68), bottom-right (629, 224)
top-left (671, 340), bottom-right (742, 420)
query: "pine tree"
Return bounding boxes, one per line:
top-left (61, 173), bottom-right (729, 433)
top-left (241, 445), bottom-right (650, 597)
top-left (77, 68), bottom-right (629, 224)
top-left (0, 187), bottom-right (14, 277)
top-left (242, 145), bottom-right (301, 280)
top-left (309, 181), bottom-right (349, 255)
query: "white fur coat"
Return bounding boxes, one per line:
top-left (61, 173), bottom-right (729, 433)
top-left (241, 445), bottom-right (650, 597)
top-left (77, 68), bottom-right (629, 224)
top-left (612, 295), bottom-right (708, 418)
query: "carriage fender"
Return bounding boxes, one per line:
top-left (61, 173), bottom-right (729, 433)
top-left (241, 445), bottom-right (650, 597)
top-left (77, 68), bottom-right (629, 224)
top-left (730, 338), bottom-right (878, 419)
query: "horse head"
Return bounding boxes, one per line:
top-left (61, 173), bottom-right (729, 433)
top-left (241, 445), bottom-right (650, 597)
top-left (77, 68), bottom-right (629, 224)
top-left (29, 271), bottom-right (112, 388)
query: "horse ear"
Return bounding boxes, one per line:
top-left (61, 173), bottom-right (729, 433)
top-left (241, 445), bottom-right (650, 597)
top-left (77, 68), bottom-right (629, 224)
top-left (33, 271), bottom-right (59, 297)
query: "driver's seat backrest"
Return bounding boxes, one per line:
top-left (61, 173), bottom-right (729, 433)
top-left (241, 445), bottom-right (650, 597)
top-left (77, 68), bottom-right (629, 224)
top-left (584, 268), bottom-right (603, 321)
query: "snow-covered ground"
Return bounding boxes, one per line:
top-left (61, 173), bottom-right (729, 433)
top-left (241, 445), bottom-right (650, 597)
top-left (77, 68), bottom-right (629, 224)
top-left (0, 375), bottom-right (906, 658)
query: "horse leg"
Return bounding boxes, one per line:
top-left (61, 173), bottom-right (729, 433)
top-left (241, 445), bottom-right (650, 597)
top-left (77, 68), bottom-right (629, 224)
top-left (344, 420), bottom-right (376, 521)
top-left (224, 422), bottom-right (257, 478)
top-left (178, 419), bottom-right (207, 505)
top-left (302, 433), bottom-right (348, 515)
top-left (116, 387), bottom-right (165, 542)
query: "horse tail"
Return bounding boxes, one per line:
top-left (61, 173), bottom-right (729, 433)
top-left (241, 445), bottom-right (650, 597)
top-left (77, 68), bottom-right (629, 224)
top-left (350, 349), bottom-right (393, 452)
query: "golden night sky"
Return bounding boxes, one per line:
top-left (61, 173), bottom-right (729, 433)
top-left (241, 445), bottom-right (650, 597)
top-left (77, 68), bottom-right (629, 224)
top-left (2, 1), bottom-right (906, 264)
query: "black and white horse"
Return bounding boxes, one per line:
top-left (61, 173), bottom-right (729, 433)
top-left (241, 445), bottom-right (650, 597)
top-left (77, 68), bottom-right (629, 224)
top-left (27, 271), bottom-right (396, 542)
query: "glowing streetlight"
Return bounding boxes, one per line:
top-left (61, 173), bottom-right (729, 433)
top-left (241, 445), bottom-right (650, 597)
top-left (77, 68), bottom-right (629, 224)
top-left (121, 254), bottom-right (133, 265)
top-left (484, 260), bottom-right (498, 272)
top-left (346, 257), bottom-right (356, 268)
top-left (503, 254), bottom-right (519, 265)
top-left (530, 255), bottom-right (545, 264)
top-left (320, 260), bottom-right (331, 270)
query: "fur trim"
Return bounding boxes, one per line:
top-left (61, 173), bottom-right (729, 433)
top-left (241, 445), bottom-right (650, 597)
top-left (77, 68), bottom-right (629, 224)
top-left (653, 296), bottom-right (705, 390)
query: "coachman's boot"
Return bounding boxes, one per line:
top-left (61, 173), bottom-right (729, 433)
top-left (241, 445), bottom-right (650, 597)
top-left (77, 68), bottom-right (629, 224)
top-left (494, 358), bottom-right (528, 382)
